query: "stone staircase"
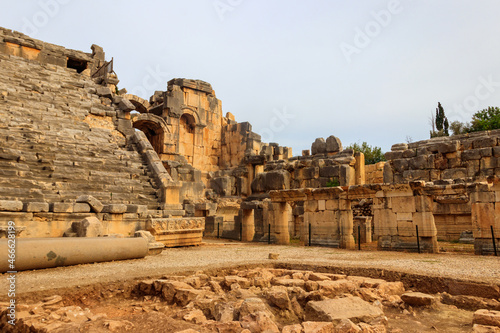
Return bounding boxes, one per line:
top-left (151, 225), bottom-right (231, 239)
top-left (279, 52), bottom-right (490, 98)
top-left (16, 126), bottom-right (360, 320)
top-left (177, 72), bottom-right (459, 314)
top-left (0, 52), bottom-right (162, 209)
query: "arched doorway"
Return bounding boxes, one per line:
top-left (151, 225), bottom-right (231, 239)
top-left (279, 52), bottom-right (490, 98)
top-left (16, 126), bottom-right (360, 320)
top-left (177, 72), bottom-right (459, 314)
top-left (133, 114), bottom-right (170, 154)
top-left (179, 113), bottom-right (196, 164)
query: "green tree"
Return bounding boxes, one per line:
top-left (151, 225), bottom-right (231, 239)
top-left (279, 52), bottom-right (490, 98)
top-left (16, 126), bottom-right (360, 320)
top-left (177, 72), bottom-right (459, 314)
top-left (446, 106), bottom-right (500, 136)
top-left (345, 141), bottom-right (386, 165)
top-left (430, 102), bottom-right (449, 138)
top-left (449, 120), bottom-right (469, 135)
top-left (468, 106), bottom-right (500, 132)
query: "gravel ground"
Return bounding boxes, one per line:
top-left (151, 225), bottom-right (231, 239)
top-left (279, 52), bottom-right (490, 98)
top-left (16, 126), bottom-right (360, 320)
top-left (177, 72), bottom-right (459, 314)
top-left (1, 240), bottom-right (499, 297)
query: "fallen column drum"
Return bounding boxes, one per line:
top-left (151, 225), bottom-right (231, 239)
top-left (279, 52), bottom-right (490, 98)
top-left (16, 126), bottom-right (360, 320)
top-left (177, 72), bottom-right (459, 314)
top-left (0, 237), bottom-right (148, 272)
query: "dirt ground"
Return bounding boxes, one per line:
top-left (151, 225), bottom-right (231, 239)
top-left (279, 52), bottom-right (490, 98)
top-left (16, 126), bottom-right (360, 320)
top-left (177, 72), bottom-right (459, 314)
top-left (1, 240), bottom-right (499, 332)
top-left (1, 239), bottom-right (499, 299)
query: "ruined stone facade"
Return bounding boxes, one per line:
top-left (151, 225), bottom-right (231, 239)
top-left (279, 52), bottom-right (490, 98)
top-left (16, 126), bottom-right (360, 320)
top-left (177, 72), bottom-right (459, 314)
top-left (266, 179), bottom-right (499, 254)
top-left (0, 27), bottom-right (498, 255)
top-left (0, 28), bottom-right (197, 245)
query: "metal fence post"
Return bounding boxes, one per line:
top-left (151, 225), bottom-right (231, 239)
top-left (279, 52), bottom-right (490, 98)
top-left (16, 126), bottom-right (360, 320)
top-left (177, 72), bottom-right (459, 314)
top-left (416, 225), bottom-right (420, 254)
top-left (268, 223), bottom-right (271, 244)
top-left (358, 225), bottom-right (361, 251)
top-left (492, 226), bottom-right (498, 256)
top-left (308, 223), bottom-right (312, 247)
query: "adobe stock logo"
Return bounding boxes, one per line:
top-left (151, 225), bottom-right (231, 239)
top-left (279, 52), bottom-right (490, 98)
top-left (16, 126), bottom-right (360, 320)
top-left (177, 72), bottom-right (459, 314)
top-left (213, 0), bottom-right (244, 21)
top-left (340, 0), bottom-right (403, 64)
top-left (448, 75), bottom-right (500, 121)
top-left (21, 0), bottom-right (73, 37)
top-left (259, 107), bottom-right (295, 143)
top-left (129, 65), bottom-right (171, 98)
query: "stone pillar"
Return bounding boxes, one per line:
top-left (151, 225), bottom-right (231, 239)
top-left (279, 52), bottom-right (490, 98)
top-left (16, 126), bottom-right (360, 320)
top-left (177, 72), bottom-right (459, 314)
top-left (471, 182), bottom-right (498, 255)
top-left (247, 164), bottom-right (254, 195)
top-left (241, 209), bottom-right (255, 242)
top-left (354, 152), bottom-right (365, 185)
top-left (255, 164), bottom-right (264, 175)
top-left (414, 195), bottom-right (438, 253)
top-left (274, 202), bottom-right (290, 245)
top-left (339, 197), bottom-right (354, 249)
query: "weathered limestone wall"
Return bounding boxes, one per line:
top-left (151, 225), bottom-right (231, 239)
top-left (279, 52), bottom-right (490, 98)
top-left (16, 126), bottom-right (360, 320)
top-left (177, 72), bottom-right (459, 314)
top-left (277, 150), bottom-right (357, 188)
top-left (220, 121), bottom-right (262, 169)
top-left (348, 182), bottom-right (472, 252)
top-left (260, 142), bottom-right (293, 162)
top-left (250, 135), bottom-right (358, 197)
top-left (368, 183), bottom-right (438, 253)
top-left (385, 131), bottom-right (500, 184)
top-left (433, 194), bottom-right (471, 242)
top-left (210, 148), bottom-right (294, 199)
top-left (365, 162), bottom-right (385, 184)
top-left (470, 179), bottom-right (500, 255)
top-left (270, 187), bottom-right (355, 249)
top-left (4, 26), bottom-right (499, 256)
top-left (0, 27), bottom-right (103, 77)
top-left (0, 207), bottom-right (149, 238)
top-left (234, 136), bottom-right (364, 245)
top-left (266, 179), bottom-right (500, 255)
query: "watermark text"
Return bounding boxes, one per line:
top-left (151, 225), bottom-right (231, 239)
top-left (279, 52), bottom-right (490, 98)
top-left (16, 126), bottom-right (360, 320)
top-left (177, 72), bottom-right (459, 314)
top-left (6, 220), bottom-right (17, 326)
top-left (21, 0), bottom-right (73, 37)
top-left (260, 106), bottom-right (295, 142)
top-left (448, 75), bottom-right (500, 121)
top-left (340, 0), bottom-right (402, 63)
top-left (213, 0), bottom-right (244, 21)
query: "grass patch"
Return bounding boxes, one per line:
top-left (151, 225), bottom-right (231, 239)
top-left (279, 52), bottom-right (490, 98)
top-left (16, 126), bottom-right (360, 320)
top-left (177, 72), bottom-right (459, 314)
top-left (417, 259), bottom-right (441, 264)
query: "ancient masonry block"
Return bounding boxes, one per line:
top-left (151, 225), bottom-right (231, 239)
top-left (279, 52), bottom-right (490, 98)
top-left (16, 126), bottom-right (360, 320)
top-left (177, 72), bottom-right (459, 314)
top-left (0, 200), bottom-right (23, 212)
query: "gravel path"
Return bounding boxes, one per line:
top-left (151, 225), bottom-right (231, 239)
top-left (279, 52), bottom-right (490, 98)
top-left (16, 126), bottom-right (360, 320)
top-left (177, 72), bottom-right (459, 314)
top-left (1, 241), bottom-right (499, 297)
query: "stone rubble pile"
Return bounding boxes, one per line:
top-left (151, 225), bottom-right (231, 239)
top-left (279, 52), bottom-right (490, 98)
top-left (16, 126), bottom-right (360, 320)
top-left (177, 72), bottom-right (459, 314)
top-left (352, 199), bottom-right (373, 218)
top-left (2, 268), bottom-right (500, 332)
top-left (132, 268), bottom-right (497, 332)
top-left (0, 295), bottom-right (122, 332)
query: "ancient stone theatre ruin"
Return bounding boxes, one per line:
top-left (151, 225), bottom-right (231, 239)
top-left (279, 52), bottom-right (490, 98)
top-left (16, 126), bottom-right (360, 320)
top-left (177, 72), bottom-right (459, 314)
top-left (0, 27), bottom-right (499, 264)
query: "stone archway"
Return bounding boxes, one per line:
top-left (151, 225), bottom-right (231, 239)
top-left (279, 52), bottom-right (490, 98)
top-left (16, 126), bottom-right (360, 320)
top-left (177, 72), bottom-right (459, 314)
top-left (122, 94), bottom-right (151, 114)
top-left (133, 114), bottom-right (170, 154)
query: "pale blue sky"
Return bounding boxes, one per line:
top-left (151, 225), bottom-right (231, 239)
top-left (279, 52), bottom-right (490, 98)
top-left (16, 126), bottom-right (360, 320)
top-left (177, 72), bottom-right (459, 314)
top-left (2, 1), bottom-right (500, 154)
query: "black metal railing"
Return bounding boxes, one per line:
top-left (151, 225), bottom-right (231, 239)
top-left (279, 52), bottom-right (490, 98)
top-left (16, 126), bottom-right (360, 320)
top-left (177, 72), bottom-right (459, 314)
top-left (91, 57), bottom-right (114, 82)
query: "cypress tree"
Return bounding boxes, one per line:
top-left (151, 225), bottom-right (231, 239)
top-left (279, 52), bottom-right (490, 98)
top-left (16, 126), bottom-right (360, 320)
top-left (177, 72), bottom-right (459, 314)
top-left (431, 102), bottom-right (450, 137)
top-left (436, 102), bottom-right (444, 131)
